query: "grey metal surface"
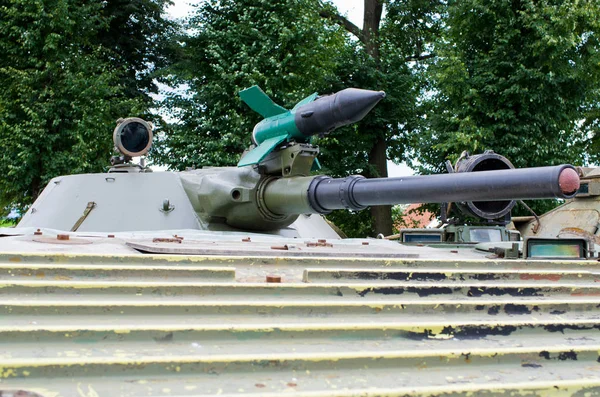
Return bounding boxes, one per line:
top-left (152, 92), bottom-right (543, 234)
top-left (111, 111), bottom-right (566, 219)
top-left (0, 239), bottom-right (598, 396)
top-left (18, 172), bottom-right (202, 232)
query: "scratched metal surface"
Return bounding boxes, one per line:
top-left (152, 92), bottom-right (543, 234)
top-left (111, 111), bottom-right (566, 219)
top-left (0, 246), bottom-right (599, 396)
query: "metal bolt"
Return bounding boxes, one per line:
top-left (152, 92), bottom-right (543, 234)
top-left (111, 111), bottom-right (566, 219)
top-left (266, 275), bottom-right (281, 283)
top-left (57, 234), bottom-right (70, 241)
top-left (242, 237), bottom-right (251, 242)
top-left (271, 245), bottom-right (289, 250)
top-left (34, 229), bottom-right (42, 236)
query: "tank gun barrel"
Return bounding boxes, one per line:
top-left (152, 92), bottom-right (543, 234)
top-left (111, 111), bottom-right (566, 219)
top-left (263, 165), bottom-right (580, 216)
top-left (179, 84), bottom-right (583, 232)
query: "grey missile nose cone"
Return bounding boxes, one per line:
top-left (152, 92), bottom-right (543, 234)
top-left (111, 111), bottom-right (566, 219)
top-left (294, 88), bottom-right (386, 137)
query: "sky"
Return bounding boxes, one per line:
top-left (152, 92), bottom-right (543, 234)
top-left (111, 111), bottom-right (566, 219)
top-left (165, 0), bottom-right (413, 177)
top-left (167, 0), bottom-right (364, 24)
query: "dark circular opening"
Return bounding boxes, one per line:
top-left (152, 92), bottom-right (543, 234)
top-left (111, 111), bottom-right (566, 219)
top-left (471, 158), bottom-right (511, 172)
top-left (470, 157), bottom-right (513, 218)
top-left (120, 122), bottom-right (150, 154)
top-left (231, 189), bottom-right (241, 200)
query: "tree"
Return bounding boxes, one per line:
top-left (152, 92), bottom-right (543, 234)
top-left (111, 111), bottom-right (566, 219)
top-left (0, 0), bottom-right (152, 213)
top-left (155, 0), bottom-right (347, 169)
top-left (98, 0), bottom-right (176, 102)
top-left (157, 0), bottom-right (440, 237)
top-left (316, 0), bottom-right (442, 236)
top-left (419, 0), bottom-right (600, 174)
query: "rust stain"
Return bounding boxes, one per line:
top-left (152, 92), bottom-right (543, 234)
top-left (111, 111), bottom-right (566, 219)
top-left (35, 271), bottom-right (45, 279)
top-left (559, 227), bottom-right (600, 245)
top-left (266, 275), bottom-right (281, 283)
top-left (152, 238), bottom-right (182, 244)
top-left (520, 274), bottom-right (562, 281)
top-left (8, 257), bottom-right (21, 263)
top-left (571, 292), bottom-right (600, 296)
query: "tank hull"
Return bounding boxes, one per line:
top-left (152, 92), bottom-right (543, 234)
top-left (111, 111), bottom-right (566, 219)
top-left (0, 230), bottom-right (598, 396)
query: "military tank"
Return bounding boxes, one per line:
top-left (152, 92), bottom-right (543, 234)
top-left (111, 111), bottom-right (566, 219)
top-left (0, 87), bottom-right (598, 397)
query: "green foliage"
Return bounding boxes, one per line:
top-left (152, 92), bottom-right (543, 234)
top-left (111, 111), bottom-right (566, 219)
top-left (314, 45), bottom-right (419, 177)
top-left (155, 0), bottom-right (347, 169)
top-left (326, 210), bottom-right (374, 239)
top-left (418, 0), bottom-right (600, 174)
top-left (98, 0), bottom-right (177, 100)
top-left (0, 218), bottom-right (17, 228)
top-left (0, 0), bottom-right (172, 214)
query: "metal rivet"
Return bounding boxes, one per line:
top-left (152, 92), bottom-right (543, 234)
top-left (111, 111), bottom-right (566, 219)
top-left (242, 237), bottom-right (251, 242)
top-left (107, 234), bottom-right (115, 238)
top-left (34, 229), bottom-right (42, 236)
top-left (57, 234), bottom-right (69, 241)
top-left (362, 242), bottom-right (369, 245)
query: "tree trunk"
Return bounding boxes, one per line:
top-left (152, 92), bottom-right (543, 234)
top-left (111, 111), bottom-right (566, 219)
top-left (31, 175), bottom-right (42, 202)
top-left (363, 0), bottom-right (392, 236)
top-left (363, 0), bottom-right (382, 60)
top-left (368, 135), bottom-right (393, 236)
top-left (319, 0), bottom-right (393, 236)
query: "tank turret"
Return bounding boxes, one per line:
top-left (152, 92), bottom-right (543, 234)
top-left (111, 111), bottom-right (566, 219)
top-left (18, 86), bottom-right (580, 234)
top-left (180, 86), bottom-right (579, 231)
top-left (183, 157), bottom-right (578, 231)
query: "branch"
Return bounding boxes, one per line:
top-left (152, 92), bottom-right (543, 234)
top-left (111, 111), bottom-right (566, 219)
top-left (404, 53), bottom-right (436, 62)
top-left (318, 6), bottom-right (365, 44)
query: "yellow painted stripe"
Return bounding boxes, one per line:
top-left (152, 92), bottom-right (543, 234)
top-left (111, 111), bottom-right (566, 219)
top-left (0, 298), bottom-right (598, 307)
top-left (1, 344), bottom-right (600, 367)
top-left (17, 380), bottom-right (600, 397)
top-left (0, 251), bottom-right (594, 266)
top-left (0, 264), bottom-right (234, 272)
top-left (0, 318), bottom-right (597, 333)
top-left (1, 280), bottom-right (599, 288)
top-left (306, 267), bottom-right (600, 275)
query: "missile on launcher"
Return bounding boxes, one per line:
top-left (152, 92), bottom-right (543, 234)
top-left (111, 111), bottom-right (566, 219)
top-left (237, 86), bottom-right (385, 167)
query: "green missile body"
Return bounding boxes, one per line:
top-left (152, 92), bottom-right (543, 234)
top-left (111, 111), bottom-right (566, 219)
top-left (237, 86), bottom-right (385, 167)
